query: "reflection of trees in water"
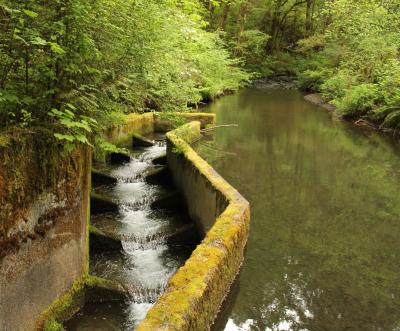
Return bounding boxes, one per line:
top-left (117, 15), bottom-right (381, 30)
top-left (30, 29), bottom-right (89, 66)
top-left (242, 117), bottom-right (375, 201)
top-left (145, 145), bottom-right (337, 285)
top-left (196, 89), bottom-right (400, 331)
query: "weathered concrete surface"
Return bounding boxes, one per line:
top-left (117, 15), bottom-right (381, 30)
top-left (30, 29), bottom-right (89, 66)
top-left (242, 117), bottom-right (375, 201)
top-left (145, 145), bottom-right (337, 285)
top-left (145, 166), bottom-right (173, 187)
top-left (137, 122), bottom-right (250, 331)
top-left (0, 129), bottom-right (91, 331)
top-left (92, 169), bottom-right (118, 186)
top-left (154, 112), bottom-right (216, 132)
top-left (132, 133), bottom-right (154, 147)
top-left (91, 193), bottom-right (119, 214)
top-left (104, 113), bottom-right (155, 145)
top-left (89, 225), bottom-right (122, 252)
top-left (103, 112), bottom-right (215, 146)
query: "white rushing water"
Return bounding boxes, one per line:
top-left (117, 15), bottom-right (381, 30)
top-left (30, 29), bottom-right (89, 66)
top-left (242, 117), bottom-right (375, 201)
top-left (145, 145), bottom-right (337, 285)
top-left (91, 142), bottom-right (185, 330)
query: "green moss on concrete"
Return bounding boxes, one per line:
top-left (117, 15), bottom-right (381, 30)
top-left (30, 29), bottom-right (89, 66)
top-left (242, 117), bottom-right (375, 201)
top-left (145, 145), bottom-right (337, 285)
top-left (39, 275), bottom-right (126, 330)
top-left (37, 277), bottom-right (86, 330)
top-left (154, 112), bottom-right (216, 132)
top-left (105, 112), bottom-right (155, 146)
top-left (0, 127), bottom-right (91, 258)
top-left (137, 122), bottom-right (250, 331)
top-left (43, 318), bottom-right (65, 331)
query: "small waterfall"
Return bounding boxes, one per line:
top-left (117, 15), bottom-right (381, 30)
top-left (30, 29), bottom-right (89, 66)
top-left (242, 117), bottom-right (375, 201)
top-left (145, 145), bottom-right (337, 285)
top-left (72, 140), bottom-right (195, 330)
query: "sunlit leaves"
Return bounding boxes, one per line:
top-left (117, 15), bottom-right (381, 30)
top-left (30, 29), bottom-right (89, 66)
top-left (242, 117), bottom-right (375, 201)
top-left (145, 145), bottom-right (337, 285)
top-left (0, 0), bottom-right (246, 150)
top-left (23, 9), bottom-right (38, 18)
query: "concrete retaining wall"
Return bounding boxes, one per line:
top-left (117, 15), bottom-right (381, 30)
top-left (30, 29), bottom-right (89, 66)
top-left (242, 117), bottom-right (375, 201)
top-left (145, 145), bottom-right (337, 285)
top-left (104, 113), bottom-right (155, 144)
top-left (0, 129), bottom-right (91, 331)
top-left (154, 112), bottom-right (216, 133)
top-left (137, 122), bottom-right (250, 331)
top-left (104, 112), bottom-right (216, 145)
top-left (0, 112), bottom-right (217, 331)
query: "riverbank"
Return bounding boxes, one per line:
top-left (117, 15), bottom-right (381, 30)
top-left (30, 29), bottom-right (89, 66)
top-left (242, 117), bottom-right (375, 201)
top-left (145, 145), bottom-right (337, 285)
top-left (303, 93), bottom-right (387, 132)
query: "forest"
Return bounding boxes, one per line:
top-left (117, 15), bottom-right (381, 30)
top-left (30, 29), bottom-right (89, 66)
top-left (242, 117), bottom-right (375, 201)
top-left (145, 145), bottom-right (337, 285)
top-left (2, 0), bottom-right (400, 147)
top-left (2, 1), bottom-right (400, 331)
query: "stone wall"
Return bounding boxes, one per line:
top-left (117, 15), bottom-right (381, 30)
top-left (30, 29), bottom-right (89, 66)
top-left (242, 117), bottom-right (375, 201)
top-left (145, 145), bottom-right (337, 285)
top-left (0, 128), bottom-right (91, 331)
top-left (137, 122), bottom-right (250, 331)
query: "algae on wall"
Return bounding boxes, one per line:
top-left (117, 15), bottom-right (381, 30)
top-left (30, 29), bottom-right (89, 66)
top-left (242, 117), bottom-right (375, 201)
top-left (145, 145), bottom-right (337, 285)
top-left (138, 121), bottom-right (250, 331)
top-left (0, 127), bottom-right (91, 331)
top-left (0, 128), bottom-right (89, 255)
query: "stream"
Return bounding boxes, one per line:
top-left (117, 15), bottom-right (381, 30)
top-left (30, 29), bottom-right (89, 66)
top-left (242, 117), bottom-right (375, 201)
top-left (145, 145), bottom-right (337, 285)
top-left (196, 87), bottom-right (400, 331)
top-left (65, 141), bottom-right (196, 330)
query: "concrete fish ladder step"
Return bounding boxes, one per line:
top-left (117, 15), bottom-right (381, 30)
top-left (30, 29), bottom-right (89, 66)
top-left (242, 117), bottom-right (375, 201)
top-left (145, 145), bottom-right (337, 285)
top-left (90, 193), bottom-right (119, 215)
top-left (152, 154), bottom-right (166, 165)
top-left (132, 133), bottom-right (155, 148)
top-left (90, 222), bottom-right (198, 252)
top-left (145, 166), bottom-right (173, 187)
top-left (89, 225), bottom-right (122, 252)
top-left (92, 169), bottom-right (118, 186)
top-left (150, 191), bottom-right (184, 213)
top-left (109, 151), bottom-right (131, 165)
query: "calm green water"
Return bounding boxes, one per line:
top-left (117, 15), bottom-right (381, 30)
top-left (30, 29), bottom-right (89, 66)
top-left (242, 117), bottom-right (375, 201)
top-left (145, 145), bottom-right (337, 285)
top-left (196, 88), bottom-right (400, 331)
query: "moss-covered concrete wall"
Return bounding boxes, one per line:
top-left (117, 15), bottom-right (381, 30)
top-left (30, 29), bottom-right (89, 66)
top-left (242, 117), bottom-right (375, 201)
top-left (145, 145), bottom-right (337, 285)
top-left (154, 112), bottom-right (216, 132)
top-left (103, 112), bottom-right (215, 146)
top-left (0, 128), bottom-right (91, 331)
top-left (104, 113), bottom-right (155, 145)
top-left (137, 121), bottom-right (250, 331)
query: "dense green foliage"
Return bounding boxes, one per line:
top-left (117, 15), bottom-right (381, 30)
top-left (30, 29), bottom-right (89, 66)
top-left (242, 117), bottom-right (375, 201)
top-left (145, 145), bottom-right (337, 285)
top-left (0, 0), bottom-right (248, 146)
top-left (3, 0), bottom-right (400, 137)
top-left (298, 0), bottom-right (400, 128)
top-left (203, 0), bottom-right (400, 128)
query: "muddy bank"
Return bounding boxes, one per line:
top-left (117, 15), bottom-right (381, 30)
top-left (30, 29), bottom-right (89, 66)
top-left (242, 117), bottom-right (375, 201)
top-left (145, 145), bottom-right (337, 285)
top-left (304, 93), bottom-right (336, 112)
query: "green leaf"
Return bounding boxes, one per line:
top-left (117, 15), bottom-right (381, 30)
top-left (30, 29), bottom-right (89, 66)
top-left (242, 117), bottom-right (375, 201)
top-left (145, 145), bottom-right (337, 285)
top-left (30, 36), bottom-right (47, 46)
top-left (54, 133), bottom-right (75, 142)
top-left (75, 134), bottom-right (88, 144)
top-left (23, 9), bottom-right (38, 18)
top-left (64, 109), bottom-right (75, 118)
top-left (66, 103), bottom-right (77, 111)
top-left (49, 42), bottom-right (66, 55)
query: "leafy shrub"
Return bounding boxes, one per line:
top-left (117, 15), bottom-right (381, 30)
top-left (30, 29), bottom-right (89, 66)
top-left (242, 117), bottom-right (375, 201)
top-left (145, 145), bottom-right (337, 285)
top-left (0, 0), bottom-right (247, 147)
top-left (332, 83), bottom-right (378, 117)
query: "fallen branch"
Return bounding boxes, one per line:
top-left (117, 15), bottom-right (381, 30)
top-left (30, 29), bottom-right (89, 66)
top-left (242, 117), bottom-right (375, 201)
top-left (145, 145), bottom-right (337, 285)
top-left (201, 124), bottom-right (239, 132)
top-left (354, 119), bottom-right (377, 129)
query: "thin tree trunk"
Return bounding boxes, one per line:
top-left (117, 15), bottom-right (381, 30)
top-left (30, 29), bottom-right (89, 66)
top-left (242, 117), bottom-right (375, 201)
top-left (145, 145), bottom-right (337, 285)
top-left (220, 2), bottom-right (231, 30)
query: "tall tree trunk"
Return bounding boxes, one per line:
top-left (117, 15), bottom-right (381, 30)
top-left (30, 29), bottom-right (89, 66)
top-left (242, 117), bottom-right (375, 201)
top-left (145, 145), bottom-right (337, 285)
top-left (268, 0), bottom-right (283, 52)
top-left (305, 0), bottom-right (315, 35)
top-left (236, 1), bottom-right (249, 39)
top-left (220, 2), bottom-right (231, 30)
top-left (234, 0), bottom-right (250, 55)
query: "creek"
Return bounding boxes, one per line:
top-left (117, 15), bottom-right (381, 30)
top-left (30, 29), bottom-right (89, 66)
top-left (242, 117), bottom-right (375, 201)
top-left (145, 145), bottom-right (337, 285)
top-left (195, 87), bottom-right (400, 331)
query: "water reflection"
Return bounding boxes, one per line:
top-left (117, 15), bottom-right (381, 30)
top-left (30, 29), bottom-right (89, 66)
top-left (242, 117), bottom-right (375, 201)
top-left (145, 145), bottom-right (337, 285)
top-left (196, 88), bottom-right (400, 331)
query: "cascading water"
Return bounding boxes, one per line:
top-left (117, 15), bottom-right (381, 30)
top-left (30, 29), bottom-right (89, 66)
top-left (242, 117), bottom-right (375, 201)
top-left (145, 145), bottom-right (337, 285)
top-left (65, 141), bottom-right (196, 331)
